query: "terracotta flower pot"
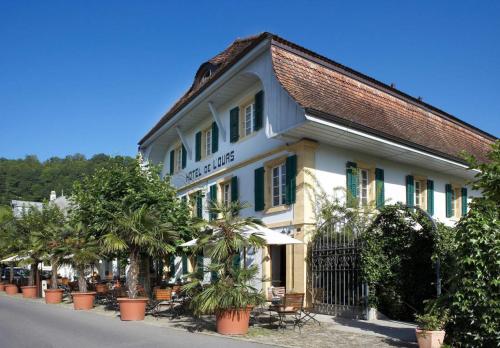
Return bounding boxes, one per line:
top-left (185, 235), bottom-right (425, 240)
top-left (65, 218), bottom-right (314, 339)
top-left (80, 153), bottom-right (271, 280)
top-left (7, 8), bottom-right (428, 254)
top-left (416, 328), bottom-right (446, 348)
top-left (0, 283), bottom-right (5, 291)
top-left (5, 284), bottom-right (18, 295)
top-left (71, 292), bottom-right (96, 310)
top-left (117, 298), bottom-right (148, 321)
top-left (21, 286), bottom-right (37, 298)
top-left (216, 307), bottom-right (252, 335)
top-left (95, 284), bottom-right (108, 294)
top-left (45, 289), bottom-right (64, 304)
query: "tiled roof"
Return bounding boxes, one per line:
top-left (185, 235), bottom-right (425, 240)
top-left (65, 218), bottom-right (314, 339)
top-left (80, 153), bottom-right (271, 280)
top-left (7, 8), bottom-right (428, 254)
top-left (139, 32), bottom-right (496, 163)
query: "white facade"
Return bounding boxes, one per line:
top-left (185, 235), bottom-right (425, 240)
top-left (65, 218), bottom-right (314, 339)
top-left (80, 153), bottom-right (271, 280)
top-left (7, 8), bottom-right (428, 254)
top-left (139, 38), bottom-right (486, 294)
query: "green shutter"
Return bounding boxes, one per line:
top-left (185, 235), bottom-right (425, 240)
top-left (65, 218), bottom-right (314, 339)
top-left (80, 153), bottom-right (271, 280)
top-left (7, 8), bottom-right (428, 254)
top-left (209, 184), bottom-right (217, 220)
top-left (375, 168), bottom-right (385, 209)
top-left (254, 167), bottom-right (265, 211)
top-left (181, 255), bottom-right (188, 275)
top-left (211, 122), bottom-right (219, 153)
top-left (181, 144), bottom-right (187, 169)
top-left (232, 252), bottom-right (241, 270)
top-left (169, 150), bottom-right (175, 175)
top-left (196, 192), bottom-right (203, 218)
top-left (231, 176), bottom-right (238, 202)
top-left (461, 187), bottom-right (468, 216)
top-left (169, 255), bottom-right (176, 277)
top-left (195, 131), bottom-right (202, 162)
top-left (229, 107), bottom-right (239, 143)
top-left (406, 175), bottom-right (414, 208)
top-left (196, 254), bottom-right (204, 277)
top-left (254, 90), bottom-right (264, 131)
top-left (285, 155), bottom-right (297, 205)
top-left (445, 184), bottom-right (453, 218)
top-left (427, 180), bottom-right (434, 215)
top-left (346, 162), bottom-right (357, 207)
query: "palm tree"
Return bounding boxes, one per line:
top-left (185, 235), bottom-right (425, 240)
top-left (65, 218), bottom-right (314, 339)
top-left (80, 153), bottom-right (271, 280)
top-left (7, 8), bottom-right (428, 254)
top-left (63, 221), bottom-right (101, 292)
top-left (100, 204), bottom-right (178, 299)
top-left (185, 201), bottom-right (266, 316)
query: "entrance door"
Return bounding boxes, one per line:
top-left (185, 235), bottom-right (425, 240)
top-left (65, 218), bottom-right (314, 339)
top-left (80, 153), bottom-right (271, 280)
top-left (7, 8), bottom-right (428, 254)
top-left (270, 245), bottom-right (286, 287)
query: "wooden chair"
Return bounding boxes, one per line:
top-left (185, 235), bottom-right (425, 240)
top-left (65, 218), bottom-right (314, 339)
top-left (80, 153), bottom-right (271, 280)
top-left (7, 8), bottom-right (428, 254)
top-left (148, 288), bottom-right (173, 317)
top-left (267, 286), bottom-right (286, 302)
top-left (275, 293), bottom-right (305, 331)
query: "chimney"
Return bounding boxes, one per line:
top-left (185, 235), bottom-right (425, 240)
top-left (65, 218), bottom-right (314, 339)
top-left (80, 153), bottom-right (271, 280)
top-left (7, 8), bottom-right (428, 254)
top-left (50, 191), bottom-right (57, 202)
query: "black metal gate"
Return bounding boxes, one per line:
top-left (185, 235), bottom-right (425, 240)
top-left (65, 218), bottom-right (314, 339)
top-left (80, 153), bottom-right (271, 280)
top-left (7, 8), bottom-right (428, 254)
top-left (310, 219), bottom-right (365, 318)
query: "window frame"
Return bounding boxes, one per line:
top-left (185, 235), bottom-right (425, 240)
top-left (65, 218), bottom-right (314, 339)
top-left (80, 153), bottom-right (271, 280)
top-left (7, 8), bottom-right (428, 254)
top-left (244, 102), bottom-right (255, 137)
top-left (358, 168), bottom-right (369, 207)
top-left (271, 163), bottom-right (287, 207)
top-left (173, 145), bottom-right (182, 173)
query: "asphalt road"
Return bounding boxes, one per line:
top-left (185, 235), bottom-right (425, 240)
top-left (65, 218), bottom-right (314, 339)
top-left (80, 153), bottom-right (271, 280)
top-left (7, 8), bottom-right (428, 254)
top-left (0, 295), bottom-right (270, 348)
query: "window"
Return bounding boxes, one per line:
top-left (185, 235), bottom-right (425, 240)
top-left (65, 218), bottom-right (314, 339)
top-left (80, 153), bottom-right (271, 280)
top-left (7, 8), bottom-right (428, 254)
top-left (201, 69), bottom-right (212, 83)
top-left (415, 180), bottom-right (423, 208)
top-left (244, 103), bottom-right (255, 137)
top-left (272, 163), bottom-right (287, 207)
top-left (205, 128), bottom-right (212, 158)
top-left (222, 182), bottom-right (231, 206)
top-left (174, 146), bottom-right (182, 173)
top-left (358, 169), bottom-right (369, 206)
top-left (453, 187), bottom-right (462, 218)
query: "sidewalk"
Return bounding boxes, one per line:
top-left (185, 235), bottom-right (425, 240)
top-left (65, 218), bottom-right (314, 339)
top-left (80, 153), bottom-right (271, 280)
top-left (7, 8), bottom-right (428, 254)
top-left (0, 292), bottom-right (417, 348)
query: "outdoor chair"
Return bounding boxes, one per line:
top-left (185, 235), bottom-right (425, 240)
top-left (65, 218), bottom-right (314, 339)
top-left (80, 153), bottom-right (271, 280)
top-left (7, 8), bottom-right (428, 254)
top-left (273, 293), bottom-right (305, 331)
top-left (301, 288), bottom-right (322, 326)
top-left (267, 286), bottom-right (286, 322)
top-left (147, 287), bottom-right (173, 317)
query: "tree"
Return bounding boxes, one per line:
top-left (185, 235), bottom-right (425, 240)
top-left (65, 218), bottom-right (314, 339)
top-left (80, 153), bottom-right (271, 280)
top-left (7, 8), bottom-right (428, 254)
top-left (185, 201), bottom-right (266, 316)
top-left (71, 156), bottom-right (192, 294)
top-left (101, 205), bottom-right (178, 299)
top-left (446, 140), bottom-right (500, 346)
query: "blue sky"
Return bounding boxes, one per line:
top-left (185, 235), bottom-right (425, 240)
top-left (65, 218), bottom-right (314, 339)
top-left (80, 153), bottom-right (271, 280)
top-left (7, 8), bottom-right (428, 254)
top-left (1, 1), bottom-right (499, 160)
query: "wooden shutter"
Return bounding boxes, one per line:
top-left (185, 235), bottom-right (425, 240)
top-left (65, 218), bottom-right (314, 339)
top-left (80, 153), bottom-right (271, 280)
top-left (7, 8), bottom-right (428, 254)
top-left (196, 192), bottom-right (203, 218)
top-left (209, 184), bottom-right (217, 221)
top-left (285, 155), bottom-right (297, 204)
top-left (346, 162), bottom-right (357, 207)
top-left (229, 107), bottom-right (239, 143)
top-left (375, 168), bottom-right (385, 209)
top-left (461, 187), bottom-right (468, 216)
top-left (211, 122), bottom-right (219, 153)
top-left (169, 150), bottom-right (175, 175)
top-left (445, 184), bottom-right (453, 218)
top-left (406, 175), bottom-right (415, 208)
top-left (196, 254), bottom-right (204, 277)
top-left (231, 176), bottom-right (238, 202)
top-left (181, 145), bottom-right (187, 169)
top-left (195, 131), bottom-right (202, 162)
top-left (181, 255), bottom-right (188, 275)
top-left (254, 90), bottom-right (264, 131)
top-left (232, 252), bottom-right (241, 270)
top-left (169, 255), bottom-right (175, 277)
top-left (427, 180), bottom-right (434, 215)
top-left (254, 167), bottom-right (265, 211)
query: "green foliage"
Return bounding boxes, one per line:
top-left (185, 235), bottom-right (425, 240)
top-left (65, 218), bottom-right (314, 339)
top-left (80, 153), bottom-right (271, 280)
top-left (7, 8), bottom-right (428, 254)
top-left (0, 154), bottom-right (132, 206)
top-left (360, 204), bottom-right (437, 320)
top-left (184, 201), bottom-right (266, 316)
top-left (72, 156), bottom-right (192, 298)
top-left (415, 306), bottom-right (449, 331)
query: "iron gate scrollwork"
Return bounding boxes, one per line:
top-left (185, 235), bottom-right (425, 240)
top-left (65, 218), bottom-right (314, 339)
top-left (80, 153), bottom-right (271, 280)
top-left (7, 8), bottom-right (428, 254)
top-left (310, 219), bottom-right (365, 318)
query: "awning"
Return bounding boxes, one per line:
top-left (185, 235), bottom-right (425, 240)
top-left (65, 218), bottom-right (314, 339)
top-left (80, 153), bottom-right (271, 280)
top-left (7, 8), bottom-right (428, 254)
top-left (180, 225), bottom-right (303, 247)
top-left (0, 254), bottom-right (28, 263)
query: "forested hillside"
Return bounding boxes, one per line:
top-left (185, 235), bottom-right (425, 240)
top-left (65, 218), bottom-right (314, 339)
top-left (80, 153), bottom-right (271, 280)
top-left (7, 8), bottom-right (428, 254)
top-left (0, 154), bottom-right (134, 205)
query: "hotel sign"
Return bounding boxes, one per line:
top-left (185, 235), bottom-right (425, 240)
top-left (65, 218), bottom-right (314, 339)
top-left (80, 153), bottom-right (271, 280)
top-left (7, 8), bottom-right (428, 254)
top-left (185, 150), bottom-right (235, 183)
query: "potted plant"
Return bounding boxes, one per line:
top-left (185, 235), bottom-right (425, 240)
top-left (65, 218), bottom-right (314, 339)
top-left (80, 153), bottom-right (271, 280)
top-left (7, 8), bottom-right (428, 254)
top-left (101, 204), bottom-right (177, 321)
top-left (31, 205), bottom-right (66, 304)
top-left (184, 201), bottom-right (266, 335)
top-left (415, 308), bottom-right (449, 348)
top-left (64, 221), bottom-right (100, 310)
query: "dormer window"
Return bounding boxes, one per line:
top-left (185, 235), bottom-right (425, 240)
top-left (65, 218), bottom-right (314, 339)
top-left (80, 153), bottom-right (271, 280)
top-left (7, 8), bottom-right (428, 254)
top-left (201, 69), bottom-right (212, 83)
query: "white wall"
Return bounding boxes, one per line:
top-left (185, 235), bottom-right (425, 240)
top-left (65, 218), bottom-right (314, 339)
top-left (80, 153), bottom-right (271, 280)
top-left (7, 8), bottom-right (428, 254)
top-left (314, 143), bottom-right (478, 226)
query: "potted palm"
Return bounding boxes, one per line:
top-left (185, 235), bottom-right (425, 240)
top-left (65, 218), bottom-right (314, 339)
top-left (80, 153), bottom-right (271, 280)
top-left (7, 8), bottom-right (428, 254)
top-left (31, 205), bottom-right (66, 304)
top-left (65, 221), bottom-right (101, 310)
top-left (415, 307), bottom-right (449, 348)
top-left (101, 204), bottom-right (177, 321)
top-left (184, 201), bottom-right (266, 335)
